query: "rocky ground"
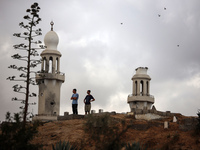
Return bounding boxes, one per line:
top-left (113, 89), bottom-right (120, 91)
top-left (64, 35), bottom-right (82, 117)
top-left (31, 113), bottom-right (200, 150)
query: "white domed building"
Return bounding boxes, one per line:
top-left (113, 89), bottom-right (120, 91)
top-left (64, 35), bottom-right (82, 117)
top-left (127, 67), bottom-right (154, 112)
top-left (34, 22), bottom-right (65, 121)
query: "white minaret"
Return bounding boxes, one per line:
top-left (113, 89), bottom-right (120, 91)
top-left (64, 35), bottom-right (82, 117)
top-left (127, 67), bottom-right (154, 112)
top-left (35, 22), bottom-right (65, 121)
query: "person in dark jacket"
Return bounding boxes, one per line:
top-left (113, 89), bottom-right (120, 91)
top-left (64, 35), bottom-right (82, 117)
top-left (83, 90), bottom-right (95, 115)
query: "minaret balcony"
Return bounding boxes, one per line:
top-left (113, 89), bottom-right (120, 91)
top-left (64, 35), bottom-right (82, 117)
top-left (36, 72), bottom-right (65, 82)
top-left (127, 93), bottom-right (154, 103)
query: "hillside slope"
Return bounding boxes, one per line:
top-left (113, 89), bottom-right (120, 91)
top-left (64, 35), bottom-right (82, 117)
top-left (31, 114), bottom-right (200, 150)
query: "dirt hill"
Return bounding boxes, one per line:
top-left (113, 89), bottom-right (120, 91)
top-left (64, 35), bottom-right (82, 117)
top-left (31, 113), bottom-right (200, 150)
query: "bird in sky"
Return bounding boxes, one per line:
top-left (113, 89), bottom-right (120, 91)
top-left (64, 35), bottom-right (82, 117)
top-left (164, 7), bottom-right (166, 10)
top-left (121, 23), bottom-right (123, 25)
top-left (177, 45), bottom-right (179, 47)
top-left (158, 14), bottom-right (161, 17)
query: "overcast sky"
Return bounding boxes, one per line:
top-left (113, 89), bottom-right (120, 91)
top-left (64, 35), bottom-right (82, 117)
top-left (0, 0), bottom-right (200, 121)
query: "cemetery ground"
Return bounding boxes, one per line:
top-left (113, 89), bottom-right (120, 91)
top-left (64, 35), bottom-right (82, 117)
top-left (30, 113), bottom-right (200, 150)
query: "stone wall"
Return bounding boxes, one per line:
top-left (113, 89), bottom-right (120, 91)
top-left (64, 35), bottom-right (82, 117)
top-left (131, 107), bottom-right (181, 117)
top-left (57, 114), bottom-right (84, 120)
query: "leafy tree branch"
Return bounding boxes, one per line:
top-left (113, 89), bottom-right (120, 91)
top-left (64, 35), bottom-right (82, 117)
top-left (7, 2), bottom-right (44, 127)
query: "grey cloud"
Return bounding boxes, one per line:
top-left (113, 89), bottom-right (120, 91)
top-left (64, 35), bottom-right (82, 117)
top-left (1, 0), bottom-right (200, 121)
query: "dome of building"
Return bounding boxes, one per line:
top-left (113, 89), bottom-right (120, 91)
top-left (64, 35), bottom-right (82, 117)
top-left (44, 30), bottom-right (59, 50)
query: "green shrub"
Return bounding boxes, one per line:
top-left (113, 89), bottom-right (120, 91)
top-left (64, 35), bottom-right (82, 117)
top-left (84, 114), bottom-right (128, 150)
top-left (172, 133), bottom-right (179, 143)
top-left (162, 132), bottom-right (180, 150)
top-left (196, 109), bottom-right (200, 134)
top-left (125, 142), bottom-right (147, 150)
top-left (0, 112), bottom-right (41, 150)
top-left (52, 140), bottom-right (77, 150)
top-left (84, 114), bottom-right (111, 139)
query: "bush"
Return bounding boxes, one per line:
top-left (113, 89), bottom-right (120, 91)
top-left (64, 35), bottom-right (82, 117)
top-left (196, 109), bottom-right (200, 134)
top-left (0, 112), bottom-right (41, 150)
top-left (161, 132), bottom-right (180, 150)
top-left (52, 140), bottom-right (77, 150)
top-left (84, 114), bottom-right (111, 139)
top-left (84, 114), bottom-right (128, 150)
top-left (125, 142), bottom-right (147, 150)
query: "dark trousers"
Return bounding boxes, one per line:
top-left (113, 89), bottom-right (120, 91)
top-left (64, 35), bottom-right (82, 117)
top-left (72, 104), bottom-right (78, 114)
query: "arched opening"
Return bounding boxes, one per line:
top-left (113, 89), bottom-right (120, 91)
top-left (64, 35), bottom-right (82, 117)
top-left (43, 57), bottom-right (46, 71)
top-left (146, 81), bottom-right (149, 96)
top-left (140, 80), bottom-right (143, 95)
top-left (56, 57), bottom-right (59, 73)
top-left (49, 57), bottom-right (53, 73)
top-left (135, 81), bottom-right (137, 96)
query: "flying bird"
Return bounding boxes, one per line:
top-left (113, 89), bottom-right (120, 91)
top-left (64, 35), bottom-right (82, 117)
top-left (158, 14), bottom-right (161, 17)
top-left (177, 45), bottom-right (179, 47)
top-left (121, 23), bottom-right (123, 25)
top-left (164, 7), bottom-right (166, 10)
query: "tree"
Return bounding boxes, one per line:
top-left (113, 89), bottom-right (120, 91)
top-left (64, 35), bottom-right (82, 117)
top-left (7, 2), bottom-right (44, 127)
top-left (196, 109), bottom-right (200, 134)
top-left (0, 112), bottom-right (41, 150)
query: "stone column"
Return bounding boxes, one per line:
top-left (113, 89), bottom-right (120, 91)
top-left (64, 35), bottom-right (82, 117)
top-left (147, 81), bottom-right (150, 95)
top-left (41, 57), bottom-right (44, 71)
top-left (57, 58), bottom-right (60, 72)
top-left (164, 121), bottom-right (168, 129)
top-left (137, 80), bottom-right (140, 95)
top-left (52, 56), bottom-right (56, 73)
top-left (132, 80), bottom-right (136, 95)
top-left (143, 80), bottom-right (147, 96)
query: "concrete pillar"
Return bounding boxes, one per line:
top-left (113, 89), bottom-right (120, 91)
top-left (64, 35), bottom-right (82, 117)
top-left (57, 58), bottom-right (60, 72)
top-left (164, 121), bottom-right (168, 129)
top-left (52, 56), bottom-right (56, 73)
top-left (91, 110), bottom-right (96, 114)
top-left (41, 57), bottom-right (44, 71)
top-left (99, 109), bottom-right (103, 113)
top-left (133, 80), bottom-right (136, 95)
top-left (137, 80), bottom-right (140, 95)
top-left (64, 112), bottom-right (69, 116)
top-left (143, 80), bottom-right (147, 95)
top-left (147, 81), bottom-right (150, 95)
top-left (55, 58), bottom-right (58, 72)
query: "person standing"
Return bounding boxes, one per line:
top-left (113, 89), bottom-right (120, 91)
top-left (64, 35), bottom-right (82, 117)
top-left (83, 90), bottom-right (95, 115)
top-left (71, 89), bottom-right (79, 114)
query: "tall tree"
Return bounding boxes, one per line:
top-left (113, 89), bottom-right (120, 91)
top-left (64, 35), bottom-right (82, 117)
top-left (7, 2), bottom-right (44, 127)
